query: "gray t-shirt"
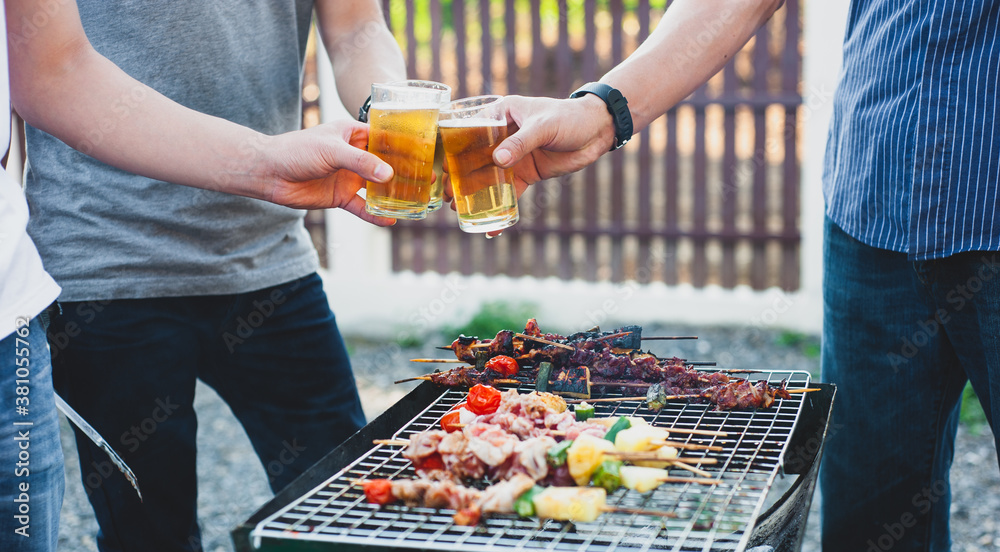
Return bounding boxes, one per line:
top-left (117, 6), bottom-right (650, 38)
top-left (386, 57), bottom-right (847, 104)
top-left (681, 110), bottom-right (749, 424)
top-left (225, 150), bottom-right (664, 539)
top-left (25, 0), bottom-right (319, 302)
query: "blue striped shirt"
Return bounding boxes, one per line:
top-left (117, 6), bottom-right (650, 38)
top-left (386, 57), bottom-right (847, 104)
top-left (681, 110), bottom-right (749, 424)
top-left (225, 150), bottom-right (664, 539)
top-left (823, 1), bottom-right (1000, 260)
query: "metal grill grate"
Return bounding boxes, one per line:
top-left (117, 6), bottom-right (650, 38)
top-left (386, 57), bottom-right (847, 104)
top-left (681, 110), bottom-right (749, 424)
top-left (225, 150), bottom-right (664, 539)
top-left (251, 370), bottom-right (811, 552)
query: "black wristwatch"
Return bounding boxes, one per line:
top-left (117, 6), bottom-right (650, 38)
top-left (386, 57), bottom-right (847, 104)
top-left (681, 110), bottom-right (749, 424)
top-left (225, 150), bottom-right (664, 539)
top-left (569, 82), bottom-right (633, 151)
top-left (358, 95), bottom-right (372, 123)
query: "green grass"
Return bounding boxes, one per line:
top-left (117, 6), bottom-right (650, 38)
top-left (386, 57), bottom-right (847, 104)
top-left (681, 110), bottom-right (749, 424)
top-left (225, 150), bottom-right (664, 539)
top-left (775, 331), bottom-right (821, 359)
top-left (395, 334), bottom-right (423, 349)
top-left (441, 300), bottom-right (539, 341)
top-left (960, 382), bottom-right (989, 433)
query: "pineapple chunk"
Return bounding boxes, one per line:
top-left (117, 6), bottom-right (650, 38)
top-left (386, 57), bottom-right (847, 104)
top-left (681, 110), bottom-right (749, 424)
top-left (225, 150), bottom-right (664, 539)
top-left (613, 426), bottom-right (670, 452)
top-left (634, 445), bottom-right (680, 469)
top-left (532, 487), bottom-right (607, 522)
top-left (567, 434), bottom-right (616, 486)
top-left (620, 466), bottom-right (669, 493)
top-left (586, 418), bottom-right (617, 429)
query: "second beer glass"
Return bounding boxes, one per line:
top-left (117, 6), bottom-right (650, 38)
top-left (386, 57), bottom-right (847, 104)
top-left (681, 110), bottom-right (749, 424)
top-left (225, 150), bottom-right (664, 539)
top-left (439, 96), bottom-right (519, 233)
top-left (365, 80), bottom-right (451, 219)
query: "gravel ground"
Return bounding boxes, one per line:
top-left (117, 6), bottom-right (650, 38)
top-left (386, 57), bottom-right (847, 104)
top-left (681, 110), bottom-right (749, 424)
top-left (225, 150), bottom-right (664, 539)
top-left (56, 324), bottom-right (999, 551)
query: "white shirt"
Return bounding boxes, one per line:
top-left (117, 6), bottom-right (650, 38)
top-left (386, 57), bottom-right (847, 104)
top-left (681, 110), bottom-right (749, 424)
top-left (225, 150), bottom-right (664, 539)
top-left (0, 2), bottom-right (61, 339)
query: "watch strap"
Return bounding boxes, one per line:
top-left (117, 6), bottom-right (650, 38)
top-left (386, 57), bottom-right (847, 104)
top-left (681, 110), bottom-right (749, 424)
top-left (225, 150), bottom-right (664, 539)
top-left (358, 95), bottom-right (373, 123)
top-left (569, 82), bottom-right (633, 151)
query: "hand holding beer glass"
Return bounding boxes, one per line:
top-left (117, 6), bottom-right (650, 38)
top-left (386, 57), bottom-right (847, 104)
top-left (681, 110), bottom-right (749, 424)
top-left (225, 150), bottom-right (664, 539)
top-left (439, 95), bottom-right (519, 233)
top-left (365, 80), bottom-right (451, 219)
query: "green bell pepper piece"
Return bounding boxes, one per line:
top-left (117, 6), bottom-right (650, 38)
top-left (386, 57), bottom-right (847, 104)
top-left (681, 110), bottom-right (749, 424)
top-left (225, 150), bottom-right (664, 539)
top-left (603, 416), bottom-right (631, 443)
top-left (514, 485), bottom-right (545, 518)
top-left (591, 460), bottom-right (623, 493)
top-left (546, 439), bottom-right (573, 467)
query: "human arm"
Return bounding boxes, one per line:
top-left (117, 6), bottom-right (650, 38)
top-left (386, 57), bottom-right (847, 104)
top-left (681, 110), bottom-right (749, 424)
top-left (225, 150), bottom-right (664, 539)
top-left (315, 0), bottom-right (407, 118)
top-left (493, 0), bottom-right (784, 189)
top-left (6, 0), bottom-right (396, 225)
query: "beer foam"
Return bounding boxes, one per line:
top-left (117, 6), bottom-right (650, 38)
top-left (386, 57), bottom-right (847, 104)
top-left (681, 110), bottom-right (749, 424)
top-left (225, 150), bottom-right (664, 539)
top-left (438, 118), bottom-right (505, 128)
top-left (370, 101), bottom-right (444, 111)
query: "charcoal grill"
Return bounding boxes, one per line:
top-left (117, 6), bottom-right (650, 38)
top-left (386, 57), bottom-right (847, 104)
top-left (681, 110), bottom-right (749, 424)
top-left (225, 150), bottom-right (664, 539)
top-left (234, 370), bottom-right (835, 552)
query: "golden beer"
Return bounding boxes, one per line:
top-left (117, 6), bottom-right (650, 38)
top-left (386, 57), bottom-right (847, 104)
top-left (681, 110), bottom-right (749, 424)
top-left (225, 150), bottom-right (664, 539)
top-left (364, 81), bottom-right (450, 220)
top-left (366, 106), bottom-right (441, 219)
top-left (440, 118), bottom-right (519, 232)
top-left (427, 132), bottom-right (446, 212)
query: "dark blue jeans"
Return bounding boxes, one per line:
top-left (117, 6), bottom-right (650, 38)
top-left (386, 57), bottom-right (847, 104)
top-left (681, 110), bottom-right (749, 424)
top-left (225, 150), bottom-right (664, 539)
top-left (821, 217), bottom-right (1000, 552)
top-left (0, 313), bottom-right (63, 552)
top-left (49, 273), bottom-right (365, 552)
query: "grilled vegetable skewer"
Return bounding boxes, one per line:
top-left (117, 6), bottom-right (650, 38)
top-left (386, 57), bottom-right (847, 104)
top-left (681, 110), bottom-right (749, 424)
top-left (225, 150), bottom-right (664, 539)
top-left (359, 478), bottom-right (680, 525)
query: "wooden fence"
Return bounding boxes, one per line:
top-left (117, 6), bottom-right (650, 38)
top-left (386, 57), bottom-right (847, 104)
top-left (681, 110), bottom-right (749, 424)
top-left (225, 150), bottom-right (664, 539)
top-left (315, 0), bottom-right (802, 290)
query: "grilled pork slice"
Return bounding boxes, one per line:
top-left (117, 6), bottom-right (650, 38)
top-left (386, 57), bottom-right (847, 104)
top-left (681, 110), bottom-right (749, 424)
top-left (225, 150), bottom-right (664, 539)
top-left (464, 422), bottom-right (518, 467)
top-left (478, 473), bottom-right (535, 514)
top-left (404, 430), bottom-right (446, 462)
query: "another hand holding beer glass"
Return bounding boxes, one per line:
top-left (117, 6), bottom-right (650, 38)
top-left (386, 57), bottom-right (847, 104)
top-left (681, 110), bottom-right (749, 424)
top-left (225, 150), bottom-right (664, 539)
top-left (438, 95), bottom-right (519, 233)
top-left (364, 82), bottom-right (519, 234)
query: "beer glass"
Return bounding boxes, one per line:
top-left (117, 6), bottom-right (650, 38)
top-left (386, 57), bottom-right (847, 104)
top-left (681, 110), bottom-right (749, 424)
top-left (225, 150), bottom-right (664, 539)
top-left (365, 80), bottom-right (451, 220)
top-left (427, 133), bottom-right (446, 212)
top-left (438, 96), bottom-right (519, 233)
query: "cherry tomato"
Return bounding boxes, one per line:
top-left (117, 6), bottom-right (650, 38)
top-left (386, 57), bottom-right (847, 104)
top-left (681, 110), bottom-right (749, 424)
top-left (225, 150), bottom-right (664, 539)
top-left (362, 479), bottom-right (394, 505)
top-left (441, 402), bottom-right (469, 432)
top-left (485, 355), bottom-right (519, 377)
top-left (414, 453), bottom-right (445, 471)
top-left (467, 384), bottom-right (502, 415)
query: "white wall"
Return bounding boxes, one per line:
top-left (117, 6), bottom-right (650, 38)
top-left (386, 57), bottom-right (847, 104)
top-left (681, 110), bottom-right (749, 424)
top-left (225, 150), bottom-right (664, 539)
top-left (315, 0), bottom-right (850, 339)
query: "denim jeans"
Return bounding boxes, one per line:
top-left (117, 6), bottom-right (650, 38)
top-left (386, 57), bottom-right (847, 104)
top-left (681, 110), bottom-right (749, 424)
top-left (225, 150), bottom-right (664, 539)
top-left (50, 273), bottom-right (365, 552)
top-left (0, 313), bottom-right (64, 552)
top-left (821, 217), bottom-right (1000, 551)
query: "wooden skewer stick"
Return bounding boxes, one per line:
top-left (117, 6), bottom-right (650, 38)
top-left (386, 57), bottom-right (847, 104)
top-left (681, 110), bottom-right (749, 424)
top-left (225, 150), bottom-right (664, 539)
top-left (786, 388), bottom-right (822, 394)
top-left (349, 478), bottom-right (688, 517)
top-left (580, 417), bottom-right (727, 438)
top-left (393, 370), bottom-right (524, 385)
top-left (409, 359), bottom-right (469, 363)
top-left (393, 376), bottom-right (428, 384)
top-left (596, 331), bottom-right (632, 342)
top-left (602, 453), bottom-right (718, 466)
top-left (567, 396), bottom-right (646, 403)
top-left (667, 461), bottom-right (712, 478)
top-left (515, 333), bottom-right (576, 351)
top-left (659, 427), bottom-right (728, 438)
top-left (655, 440), bottom-right (724, 452)
top-left (393, 375), bottom-right (522, 385)
top-left (603, 453), bottom-right (714, 476)
top-left (641, 336), bottom-right (699, 340)
top-left (377, 435), bottom-right (722, 454)
top-left (436, 342), bottom-right (516, 351)
top-left (566, 395), bottom-right (699, 404)
top-left (590, 382), bottom-right (654, 389)
top-left (651, 476), bottom-right (720, 486)
top-left (662, 456), bottom-right (718, 465)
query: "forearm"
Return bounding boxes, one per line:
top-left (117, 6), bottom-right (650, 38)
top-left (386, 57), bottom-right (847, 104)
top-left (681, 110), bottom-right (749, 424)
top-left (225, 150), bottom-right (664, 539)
top-left (317, 2), bottom-right (406, 115)
top-left (12, 44), bottom-right (276, 200)
top-left (603, 0), bottom-right (783, 131)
